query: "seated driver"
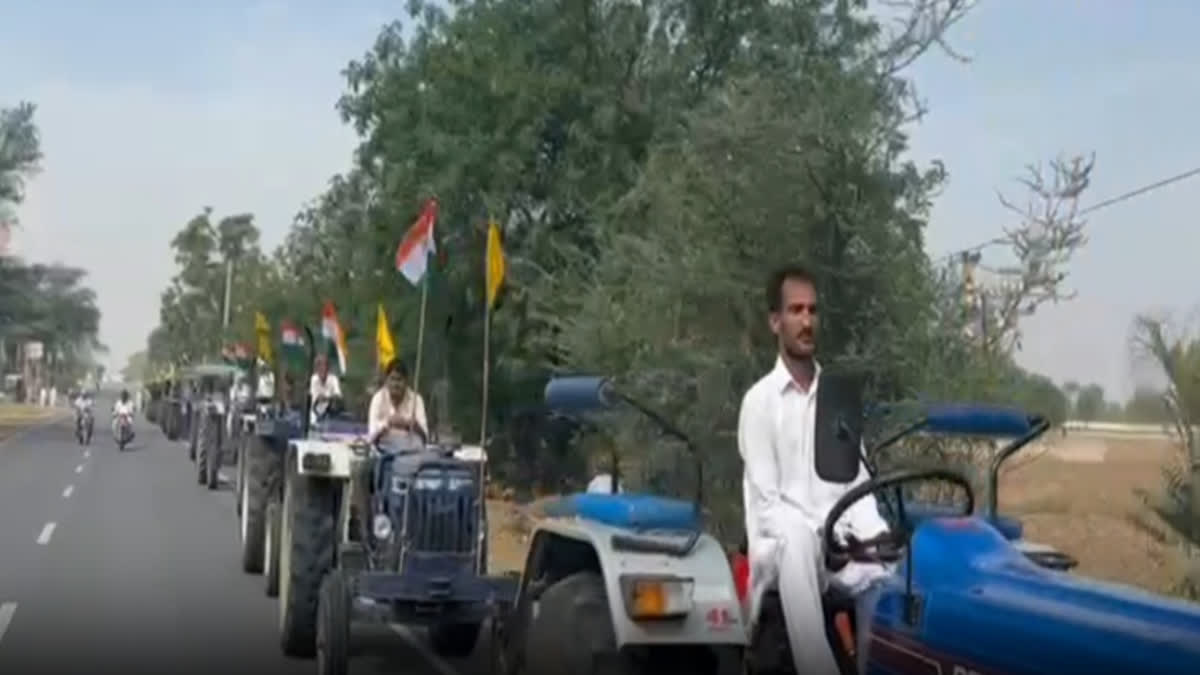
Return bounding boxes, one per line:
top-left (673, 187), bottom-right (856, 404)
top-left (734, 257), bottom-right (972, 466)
top-left (738, 265), bottom-right (892, 675)
top-left (309, 354), bottom-right (343, 421)
top-left (368, 358), bottom-right (428, 451)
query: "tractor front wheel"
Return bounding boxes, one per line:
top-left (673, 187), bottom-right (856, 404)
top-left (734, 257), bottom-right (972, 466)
top-left (278, 454), bottom-right (337, 657)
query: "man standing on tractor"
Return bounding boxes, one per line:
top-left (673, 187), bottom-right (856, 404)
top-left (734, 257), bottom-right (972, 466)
top-left (737, 264), bottom-right (892, 675)
top-left (367, 357), bottom-right (428, 450)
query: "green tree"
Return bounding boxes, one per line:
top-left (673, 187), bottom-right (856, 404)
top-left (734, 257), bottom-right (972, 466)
top-left (1074, 383), bottom-right (1105, 422)
top-left (0, 102), bottom-right (41, 228)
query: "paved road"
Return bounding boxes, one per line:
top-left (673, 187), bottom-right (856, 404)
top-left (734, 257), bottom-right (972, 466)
top-left (0, 404), bottom-right (489, 675)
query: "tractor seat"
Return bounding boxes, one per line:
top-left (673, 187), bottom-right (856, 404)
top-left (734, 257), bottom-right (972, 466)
top-left (543, 493), bottom-right (699, 531)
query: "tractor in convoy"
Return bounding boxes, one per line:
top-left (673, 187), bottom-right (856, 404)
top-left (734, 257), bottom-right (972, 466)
top-left (732, 373), bottom-right (1200, 675)
top-left (490, 375), bottom-right (747, 675)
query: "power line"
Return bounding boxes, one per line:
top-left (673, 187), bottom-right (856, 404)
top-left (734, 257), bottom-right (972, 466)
top-left (933, 164), bottom-right (1200, 266)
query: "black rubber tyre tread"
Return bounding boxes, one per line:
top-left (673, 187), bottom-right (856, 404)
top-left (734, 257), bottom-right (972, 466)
top-left (240, 436), bottom-right (272, 573)
top-left (430, 622), bottom-right (482, 659)
top-left (316, 569), bottom-right (351, 675)
top-left (279, 467), bottom-right (336, 657)
top-left (196, 416), bottom-right (209, 485)
top-left (265, 498), bottom-right (281, 597)
top-left (204, 415), bottom-right (221, 490)
top-left (522, 571), bottom-right (631, 675)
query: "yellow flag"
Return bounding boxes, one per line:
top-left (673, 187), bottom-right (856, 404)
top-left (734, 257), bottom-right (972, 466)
top-left (485, 220), bottom-right (506, 310)
top-left (255, 311), bottom-right (273, 365)
top-left (376, 303), bottom-right (397, 370)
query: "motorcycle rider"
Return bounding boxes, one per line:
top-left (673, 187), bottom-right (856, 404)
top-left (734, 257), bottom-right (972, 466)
top-left (73, 390), bottom-right (94, 436)
top-left (738, 264), bottom-right (892, 675)
top-left (308, 353), bottom-right (343, 422)
top-left (367, 357), bottom-right (428, 450)
top-left (112, 389), bottom-right (136, 441)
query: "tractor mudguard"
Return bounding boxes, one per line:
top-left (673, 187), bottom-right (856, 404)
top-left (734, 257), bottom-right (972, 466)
top-left (528, 518), bottom-right (747, 649)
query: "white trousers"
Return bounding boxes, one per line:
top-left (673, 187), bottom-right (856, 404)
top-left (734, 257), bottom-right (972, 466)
top-left (754, 526), bottom-right (890, 675)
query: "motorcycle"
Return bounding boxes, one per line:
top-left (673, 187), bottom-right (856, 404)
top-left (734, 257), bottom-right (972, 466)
top-left (114, 412), bottom-right (134, 451)
top-left (76, 409), bottom-right (94, 445)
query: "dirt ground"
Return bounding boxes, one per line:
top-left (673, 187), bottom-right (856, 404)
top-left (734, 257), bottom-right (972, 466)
top-left (0, 404), bottom-right (60, 444)
top-left (997, 433), bottom-right (1190, 596)
top-left (487, 434), bottom-right (1194, 598)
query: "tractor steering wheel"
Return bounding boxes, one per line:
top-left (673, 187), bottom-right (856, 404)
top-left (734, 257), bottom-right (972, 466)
top-left (822, 468), bottom-right (974, 570)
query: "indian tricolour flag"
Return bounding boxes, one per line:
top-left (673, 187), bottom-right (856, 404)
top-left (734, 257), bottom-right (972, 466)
top-left (321, 301), bottom-right (349, 375)
top-left (281, 319), bottom-right (306, 370)
top-left (395, 198), bottom-right (438, 286)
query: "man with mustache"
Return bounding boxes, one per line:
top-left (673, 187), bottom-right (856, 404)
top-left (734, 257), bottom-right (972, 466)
top-left (738, 264), bottom-right (891, 675)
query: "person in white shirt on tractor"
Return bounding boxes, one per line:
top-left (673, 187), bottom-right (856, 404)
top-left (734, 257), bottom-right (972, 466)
top-left (738, 264), bottom-right (892, 675)
top-left (368, 357), bottom-right (428, 451)
top-left (308, 354), bottom-right (343, 422)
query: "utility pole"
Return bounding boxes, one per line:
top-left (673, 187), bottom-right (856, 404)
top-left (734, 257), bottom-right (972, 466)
top-left (221, 259), bottom-right (234, 330)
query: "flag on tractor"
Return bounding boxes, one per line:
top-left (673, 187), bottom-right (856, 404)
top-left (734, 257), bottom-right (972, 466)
top-left (255, 311), bottom-right (273, 365)
top-left (321, 300), bottom-right (349, 375)
top-left (395, 198), bottom-right (438, 286)
top-left (485, 219), bottom-right (506, 310)
top-left (376, 303), bottom-right (396, 371)
top-left (280, 319), bottom-right (307, 370)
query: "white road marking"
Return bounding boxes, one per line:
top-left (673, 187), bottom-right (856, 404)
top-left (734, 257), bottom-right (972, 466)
top-left (389, 625), bottom-right (459, 675)
top-left (75, 464), bottom-right (84, 474)
top-left (62, 485), bottom-right (74, 498)
top-left (0, 603), bottom-right (16, 642)
top-left (36, 522), bottom-right (56, 545)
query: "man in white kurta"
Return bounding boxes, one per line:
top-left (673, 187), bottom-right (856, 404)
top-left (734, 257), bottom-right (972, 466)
top-left (367, 358), bottom-right (428, 450)
top-left (739, 264), bottom-right (892, 675)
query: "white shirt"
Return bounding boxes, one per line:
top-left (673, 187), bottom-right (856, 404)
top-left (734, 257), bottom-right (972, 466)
top-left (74, 397), bottom-right (92, 411)
top-left (113, 400), bottom-right (134, 417)
top-left (367, 387), bottom-right (428, 442)
top-left (309, 373), bottom-right (342, 400)
top-left (738, 358), bottom-right (889, 590)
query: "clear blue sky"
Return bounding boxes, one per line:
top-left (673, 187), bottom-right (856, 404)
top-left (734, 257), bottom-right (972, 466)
top-left (3, 0), bottom-right (1198, 400)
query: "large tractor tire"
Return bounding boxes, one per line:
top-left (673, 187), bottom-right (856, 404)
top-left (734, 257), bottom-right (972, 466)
top-left (240, 436), bottom-right (274, 573)
top-left (523, 572), bottom-right (625, 675)
top-left (207, 416), bottom-right (223, 489)
top-left (264, 498), bottom-right (281, 597)
top-left (277, 453), bottom-right (337, 657)
top-left (188, 410), bottom-right (200, 462)
top-left (316, 569), bottom-right (351, 675)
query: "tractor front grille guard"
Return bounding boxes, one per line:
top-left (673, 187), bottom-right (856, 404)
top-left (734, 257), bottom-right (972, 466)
top-left (394, 466), bottom-right (481, 572)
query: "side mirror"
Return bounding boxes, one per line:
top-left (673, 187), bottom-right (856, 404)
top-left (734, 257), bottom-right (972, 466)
top-left (814, 371), bottom-right (867, 484)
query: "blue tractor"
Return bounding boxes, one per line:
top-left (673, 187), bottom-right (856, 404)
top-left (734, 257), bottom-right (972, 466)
top-left (741, 373), bottom-right (1200, 675)
top-left (311, 433), bottom-right (519, 674)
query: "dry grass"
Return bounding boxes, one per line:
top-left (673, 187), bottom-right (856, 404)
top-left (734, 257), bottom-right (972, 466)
top-left (998, 434), bottom-right (1189, 596)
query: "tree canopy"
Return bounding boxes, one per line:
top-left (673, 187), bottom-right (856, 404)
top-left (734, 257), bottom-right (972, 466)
top-left (141, 0), bottom-right (1095, 538)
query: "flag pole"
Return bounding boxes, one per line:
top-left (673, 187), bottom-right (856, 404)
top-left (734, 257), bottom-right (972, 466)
top-left (413, 270), bottom-right (430, 392)
top-left (480, 301), bottom-right (491, 446)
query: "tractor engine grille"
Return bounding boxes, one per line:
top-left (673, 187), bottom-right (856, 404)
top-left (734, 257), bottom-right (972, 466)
top-left (400, 466), bottom-right (480, 555)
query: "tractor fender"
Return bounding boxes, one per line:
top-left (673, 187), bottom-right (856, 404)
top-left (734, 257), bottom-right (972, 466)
top-left (522, 517), bottom-right (747, 649)
top-left (288, 439), bottom-right (361, 479)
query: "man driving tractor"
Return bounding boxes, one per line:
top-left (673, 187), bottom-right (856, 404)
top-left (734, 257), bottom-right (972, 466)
top-left (367, 357), bottom-right (428, 449)
top-left (738, 264), bottom-right (892, 675)
top-left (308, 353), bottom-right (343, 422)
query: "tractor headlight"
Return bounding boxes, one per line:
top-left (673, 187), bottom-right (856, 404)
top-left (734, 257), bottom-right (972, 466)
top-left (619, 575), bottom-right (694, 620)
top-left (372, 514), bottom-right (393, 540)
